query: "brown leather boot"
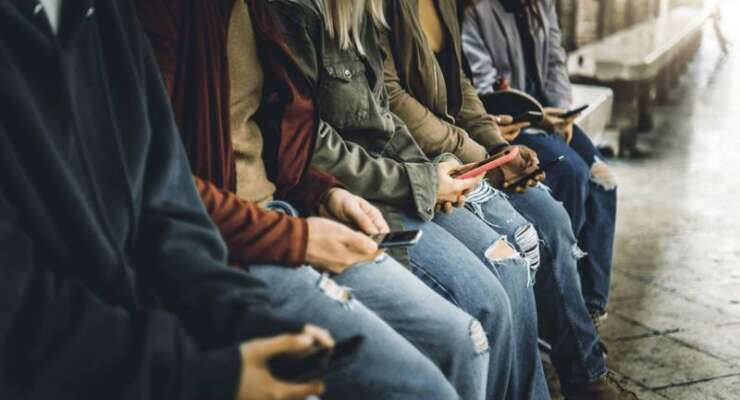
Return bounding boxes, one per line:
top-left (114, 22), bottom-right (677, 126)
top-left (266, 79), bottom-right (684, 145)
top-left (562, 372), bottom-right (639, 400)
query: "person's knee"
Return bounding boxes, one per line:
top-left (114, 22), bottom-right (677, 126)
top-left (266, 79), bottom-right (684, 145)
top-left (485, 237), bottom-right (519, 261)
top-left (590, 158), bottom-right (618, 191)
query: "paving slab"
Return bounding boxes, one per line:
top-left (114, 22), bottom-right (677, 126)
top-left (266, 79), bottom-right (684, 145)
top-left (600, 313), bottom-right (656, 341)
top-left (669, 324), bottom-right (740, 365)
top-left (606, 336), bottom-right (740, 389)
top-left (658, 374), bottom-right (740, 399)
top-left (611, 291), bottom-right (740, 333)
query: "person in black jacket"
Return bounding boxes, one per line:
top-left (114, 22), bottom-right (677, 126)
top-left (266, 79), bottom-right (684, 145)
top-left (0, 0), bottom-right (332, 400)
top-left (0, 1), bottom-right (329, 399)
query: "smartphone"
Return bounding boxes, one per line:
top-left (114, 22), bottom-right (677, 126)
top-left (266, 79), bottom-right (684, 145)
top-left (269, 335), bottom-right (365, 383)
top-left (504, 156), bottom-right (565, 189)
top-left (555, 105), bottom-right (588, 119)
top-left (451, 147), bottom-right (520, 180)
top-left (511, 111), bottom-right (544, 125)
top-left (371, 230), bottom-right (423, 249)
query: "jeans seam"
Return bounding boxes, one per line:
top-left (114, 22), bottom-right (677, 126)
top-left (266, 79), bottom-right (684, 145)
top-left (409, 259), bottom-right (462, 309)
top-left (540, 238), bottom-right (605, 382)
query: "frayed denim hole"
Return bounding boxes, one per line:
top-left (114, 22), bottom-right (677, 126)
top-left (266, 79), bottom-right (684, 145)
top-left (590, 157), bottom-right (618, 191)
top-left (469, 319), bottom-right (490, 356)
top-left (514, 224), bottom-right (540, 287)
top-left (316, 273), bottom-right (354, 309)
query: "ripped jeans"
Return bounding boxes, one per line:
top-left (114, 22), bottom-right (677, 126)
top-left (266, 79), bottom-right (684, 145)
top-left (468, 183), bottom-right (609, 386)
top-left (261, 201), bottom-right (487, 399)
top-left (404, 208), bottom-right (550, 400)
top-left (515, 125), bottom-right (617, 315)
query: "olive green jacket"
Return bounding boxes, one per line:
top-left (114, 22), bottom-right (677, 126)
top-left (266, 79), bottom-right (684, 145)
top-left (383, 0), bottom-right (508, 164)
top-left (264, 0), bottom-right (447, 224)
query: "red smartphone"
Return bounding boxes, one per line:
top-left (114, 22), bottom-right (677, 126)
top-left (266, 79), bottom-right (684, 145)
top-left (452, 147), bottom-right (520, 180)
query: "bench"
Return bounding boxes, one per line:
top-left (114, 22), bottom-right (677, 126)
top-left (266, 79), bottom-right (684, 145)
top-left (572, 84), bottom-right (618, 155)
top-left (567, 6), bottom-right (716, 155)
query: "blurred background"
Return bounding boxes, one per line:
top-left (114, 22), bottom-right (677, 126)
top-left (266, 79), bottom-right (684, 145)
top-left (545, 0), bottom-right (740, 398)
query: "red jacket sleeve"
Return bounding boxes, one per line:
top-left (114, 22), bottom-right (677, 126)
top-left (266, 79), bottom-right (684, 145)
top-left (195, 177), bottom-right (308, 267)
top-left (277, 167), bottom-right (337, 214)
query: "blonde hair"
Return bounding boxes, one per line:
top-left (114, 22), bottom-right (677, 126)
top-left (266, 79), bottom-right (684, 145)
top-left (321, 0), bottom-right (388, 55)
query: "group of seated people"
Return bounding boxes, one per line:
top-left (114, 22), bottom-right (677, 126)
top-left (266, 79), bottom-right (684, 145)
top-left (0, 0), bottom-right (631, 399)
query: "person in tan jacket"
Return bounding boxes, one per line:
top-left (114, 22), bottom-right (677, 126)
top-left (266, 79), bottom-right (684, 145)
top-left (382, 1), bottom-right (637, 400)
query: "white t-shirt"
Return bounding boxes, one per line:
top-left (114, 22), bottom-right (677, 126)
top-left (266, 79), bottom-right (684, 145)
top-left (39, 0), bottom-right (63, 33)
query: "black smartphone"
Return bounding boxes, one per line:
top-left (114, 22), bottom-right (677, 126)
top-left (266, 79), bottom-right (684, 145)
top-left (504, 156), bottom-right (565, 189)
top-left (555, 105), bottom-right (588, 119)
top-left (511, 111), bottom-right (544, 125)
top-left (269, 335), bottom-right (365, 383)
top-left (371, 230), bottom-right (423, 249)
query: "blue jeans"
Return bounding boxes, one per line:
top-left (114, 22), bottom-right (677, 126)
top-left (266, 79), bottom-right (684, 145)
top-left (261, 201), bottom-right (487, 399)
top-left (403, 208), bottom-right (550, 400)
top-left (246, 261), bottom-right (487, 400)
top-left (514, 125), bottom-right (618, 315)
top-left (487, 184), bottom-right (608, 386)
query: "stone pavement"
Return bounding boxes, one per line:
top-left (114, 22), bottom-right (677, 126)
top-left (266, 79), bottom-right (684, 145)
top-left (546, 2), bottom-right (740, 398)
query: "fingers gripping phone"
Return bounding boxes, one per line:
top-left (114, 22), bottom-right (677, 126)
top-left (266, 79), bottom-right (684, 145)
top-left (371, 230), bottom-right (423, 249)
top-left (451, 147), bottom-right (520, 180)
top-left (504, 156), bottom-right (565, 189)
top-left (269, 335), bottom-right (365, 382)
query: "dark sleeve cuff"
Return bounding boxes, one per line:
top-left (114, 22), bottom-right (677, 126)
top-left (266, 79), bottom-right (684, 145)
top-left (195, 345), bottom-right (242, 400)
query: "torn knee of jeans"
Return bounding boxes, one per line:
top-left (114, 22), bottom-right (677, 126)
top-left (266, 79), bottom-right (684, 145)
top-left (316, 274), bottom-right (353, 308)
top-left (485, 238), bottom-right (519, 262)
top-left (572, 243), bottom-right (588, 260)
top-left (469, 319), bottom-right (490, 355)
top-left (590, 158), bottom-right (617, 191)
top-left (514, 224), bottom-right (540, 273)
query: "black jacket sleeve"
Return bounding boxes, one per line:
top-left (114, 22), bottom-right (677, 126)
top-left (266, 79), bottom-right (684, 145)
top-left (0, 170), bottom-right (241, 400)
top-left (0, 6), bottom-right (297, 400)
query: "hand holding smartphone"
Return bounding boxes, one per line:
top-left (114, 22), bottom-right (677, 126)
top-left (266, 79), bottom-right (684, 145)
top-left (269, 335), bottom-right (365, 383)
top-left (371, 230), bottom-right (422, 249)
top-left (451, 147), bottom-right (520, 180)
top-left (504, 156), bottom-right (565, 189)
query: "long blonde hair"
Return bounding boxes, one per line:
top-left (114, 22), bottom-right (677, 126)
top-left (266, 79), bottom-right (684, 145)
top-left (321, 0), bottom-right (388, 55)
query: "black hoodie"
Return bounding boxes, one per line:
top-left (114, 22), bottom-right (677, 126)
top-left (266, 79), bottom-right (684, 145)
top-left (0, 0), bottom-right (290, 398)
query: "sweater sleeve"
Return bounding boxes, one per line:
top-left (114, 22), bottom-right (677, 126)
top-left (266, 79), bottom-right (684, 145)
top-left (461, 6), bottom-right (499, 95)
top-left (455, 73), bottom-right (509, 155)
top-left (381, 32), bottom-right (488, 164)
top-left (195, 176), bottom-right (308, 267)
top-left (542, 0), bottom-right (573, 109)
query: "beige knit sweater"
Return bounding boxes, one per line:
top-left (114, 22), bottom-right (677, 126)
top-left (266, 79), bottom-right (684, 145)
top-left (228, 0), bottom-right (276, 204)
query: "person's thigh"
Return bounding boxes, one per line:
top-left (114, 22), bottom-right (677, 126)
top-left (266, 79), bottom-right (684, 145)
top-left (403, 211), bottom-right (550, 400)
top-left (464, 186), bottom-right (541, 277)
top-left (515, 132), bottom-right (589, 178)
top-left (568, 124), bottom-right (603, 167)
top-left (245, 264), bottom-right (458, 400)
top-left (336, 257), bottom-right (489, 399)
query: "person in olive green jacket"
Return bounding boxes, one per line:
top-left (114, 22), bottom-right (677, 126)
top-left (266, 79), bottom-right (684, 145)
top-left (256, 0), bottom-right (552, 399)
top-left (380, 1), bottom-right (639, 400)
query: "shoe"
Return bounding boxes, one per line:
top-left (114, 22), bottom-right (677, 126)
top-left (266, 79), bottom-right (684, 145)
top-left (590, 309), bottom-right (609, 330)
top-left (562, 371), bottom-right (639, 400)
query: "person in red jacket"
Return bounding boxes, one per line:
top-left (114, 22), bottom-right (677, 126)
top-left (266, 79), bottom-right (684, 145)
top-left (136, 0), bottom-right (499, 398)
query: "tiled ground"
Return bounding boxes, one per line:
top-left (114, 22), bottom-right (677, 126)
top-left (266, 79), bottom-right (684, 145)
top-left (548, 2), bottom-right (740, 398)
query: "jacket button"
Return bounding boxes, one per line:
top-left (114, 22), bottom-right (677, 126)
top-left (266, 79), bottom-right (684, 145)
top-left (426, 207), bottom-right (433, 214)
top-left (344, 69), bottom-right (352, 78)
